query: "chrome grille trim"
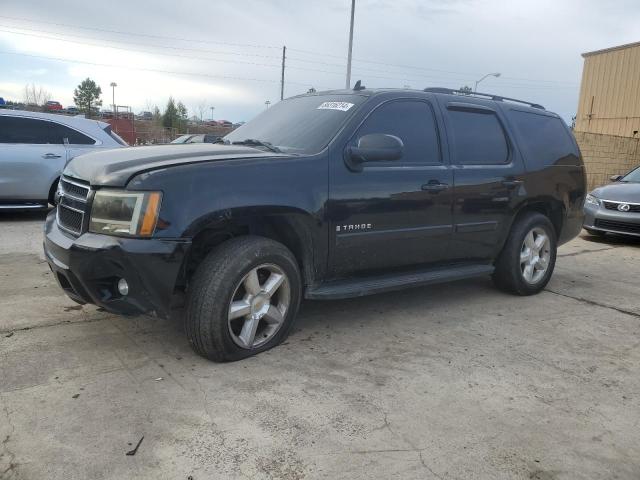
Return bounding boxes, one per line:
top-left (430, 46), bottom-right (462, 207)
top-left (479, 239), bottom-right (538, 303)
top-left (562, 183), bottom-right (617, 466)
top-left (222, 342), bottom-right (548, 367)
top-left (57, 175), bottom-right (91, 236)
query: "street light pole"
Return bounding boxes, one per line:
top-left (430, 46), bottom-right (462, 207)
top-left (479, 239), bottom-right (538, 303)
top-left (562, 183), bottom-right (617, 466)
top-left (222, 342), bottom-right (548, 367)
top-left (345, 0), bottom-right (356, 89)
top-left (110, 82), bottom-right (117, 115)
top-left (210, 106), bottom-right (215, 121)
top-left (474, 72), bottom-right (501, 92)
top-left (265, 100), bottom-right (271, 109)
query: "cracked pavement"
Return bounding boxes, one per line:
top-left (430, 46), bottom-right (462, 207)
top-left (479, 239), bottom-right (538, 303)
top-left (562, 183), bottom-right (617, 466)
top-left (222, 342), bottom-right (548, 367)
top-left (1, 211), bottom-right (640, 479)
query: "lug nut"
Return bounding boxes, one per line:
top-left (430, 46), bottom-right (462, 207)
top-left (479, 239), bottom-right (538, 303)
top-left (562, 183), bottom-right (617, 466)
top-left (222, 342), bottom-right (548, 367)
top-left (117, 278), bottom-right (129, 296)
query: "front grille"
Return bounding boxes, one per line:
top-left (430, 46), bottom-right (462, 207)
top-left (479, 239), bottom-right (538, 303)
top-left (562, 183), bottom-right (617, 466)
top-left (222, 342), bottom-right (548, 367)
top-left (595, 219), bottom-right (640, 235)
top-left (58, 205), bottom-right (84, 233)
top-left (602, 200), bottom-right (640, 212)
top-left (57, 175), bottom-right (90, 236)
top-left (60, 177), bottom-right (89, 199)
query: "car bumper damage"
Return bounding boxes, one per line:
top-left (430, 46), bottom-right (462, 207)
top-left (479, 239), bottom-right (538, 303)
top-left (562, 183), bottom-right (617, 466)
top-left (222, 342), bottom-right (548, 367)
top-left (43, 210), bottom-right (191, 317)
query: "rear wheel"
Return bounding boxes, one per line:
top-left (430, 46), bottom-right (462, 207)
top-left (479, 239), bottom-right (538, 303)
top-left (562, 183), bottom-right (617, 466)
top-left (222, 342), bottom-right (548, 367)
top-left (493, 212), bottom-right (557, 295)
top-left (186, 236), bottom-right (302, 362)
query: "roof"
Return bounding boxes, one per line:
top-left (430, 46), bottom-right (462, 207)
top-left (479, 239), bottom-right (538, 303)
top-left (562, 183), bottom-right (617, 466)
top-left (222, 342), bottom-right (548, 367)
top-left (582, 41), bottom-right (640, 58)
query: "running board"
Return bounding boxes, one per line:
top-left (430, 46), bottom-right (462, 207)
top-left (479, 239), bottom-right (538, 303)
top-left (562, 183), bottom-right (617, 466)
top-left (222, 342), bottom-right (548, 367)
top-left (305, 264), bottom-right (494, 300)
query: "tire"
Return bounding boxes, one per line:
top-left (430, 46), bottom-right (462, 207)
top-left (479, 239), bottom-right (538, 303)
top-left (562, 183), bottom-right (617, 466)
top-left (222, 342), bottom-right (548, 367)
top-left (186, 236), bottom-right (302, 362)
top-left (493, 212), bottom-right (557, 296)
top-left (584, 228), bottom-right (606, 237)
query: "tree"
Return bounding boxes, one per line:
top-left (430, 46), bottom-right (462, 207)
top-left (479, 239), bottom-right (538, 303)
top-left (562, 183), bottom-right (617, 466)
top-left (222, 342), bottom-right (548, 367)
top-left (23, 83), bottom-right (51, 107)
top-left (459, 85), bottom-right (473, 95)
top-left (196, 100), bottom-right (207, 123)
top-left (162, 97), bottom-right (188, 131)
top-left (73, 78), bottom-right (102, 116)
top-left (162, 97), bottom-right (179, 129)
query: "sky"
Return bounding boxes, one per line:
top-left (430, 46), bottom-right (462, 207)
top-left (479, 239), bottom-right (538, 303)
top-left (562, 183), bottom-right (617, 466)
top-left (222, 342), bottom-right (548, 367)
top-left (1, 0), bottom-right (639, 123)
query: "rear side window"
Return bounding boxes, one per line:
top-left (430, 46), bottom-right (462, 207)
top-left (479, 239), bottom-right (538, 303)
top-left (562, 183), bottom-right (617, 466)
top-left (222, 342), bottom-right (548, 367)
top-left (0, 116), bottom-right (94, 144)
top-left (447, 109), bottom-right (509, 165)
top-left (355, 100), bottom-right (441, 164)
top-left (508, 110), bottom-right (577, 168)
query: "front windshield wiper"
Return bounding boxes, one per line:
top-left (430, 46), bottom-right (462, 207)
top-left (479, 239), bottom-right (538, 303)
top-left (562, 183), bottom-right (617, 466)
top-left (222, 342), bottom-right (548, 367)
top-left (231, 138), bottom-right (281, 153)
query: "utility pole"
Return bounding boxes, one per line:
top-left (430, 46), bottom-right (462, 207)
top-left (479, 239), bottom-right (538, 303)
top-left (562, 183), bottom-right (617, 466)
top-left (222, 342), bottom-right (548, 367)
top-left (210, 106), bottom-right (215, 121)
top-left (280, 46), bottom-right (286, 101)
top-left (110, 82), bottom-right (117, 115)
top-left (345, 0), bottom-right (356, 89)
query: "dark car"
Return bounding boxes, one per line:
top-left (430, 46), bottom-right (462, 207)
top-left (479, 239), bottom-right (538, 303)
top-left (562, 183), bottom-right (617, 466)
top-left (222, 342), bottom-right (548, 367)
top-left (583, 166), bottom-right (640, 237)
top-left (44, 86), bottom-right (586, 362)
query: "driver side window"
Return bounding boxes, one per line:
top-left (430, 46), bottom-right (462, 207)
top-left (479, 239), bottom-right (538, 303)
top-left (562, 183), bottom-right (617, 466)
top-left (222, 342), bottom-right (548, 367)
top-left (355, 100), bottom-right (442, 164)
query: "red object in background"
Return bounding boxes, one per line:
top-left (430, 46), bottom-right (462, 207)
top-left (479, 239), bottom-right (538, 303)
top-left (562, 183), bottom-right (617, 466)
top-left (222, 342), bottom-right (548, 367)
top-left (45, 101), bottom-right (63, 111)
top-left (107, 117), bottom-right (136, 145)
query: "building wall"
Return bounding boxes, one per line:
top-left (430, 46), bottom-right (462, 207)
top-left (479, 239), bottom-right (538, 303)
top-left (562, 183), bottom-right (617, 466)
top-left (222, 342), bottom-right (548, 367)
top-left (574, 131), bottom-right (640, 190)
top-left (575, 43), bottom-right (640, 138)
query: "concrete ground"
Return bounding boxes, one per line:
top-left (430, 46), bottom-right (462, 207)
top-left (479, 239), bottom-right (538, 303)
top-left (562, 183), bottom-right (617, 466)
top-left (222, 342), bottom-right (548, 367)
top-left (1, 211), bottom-right (639, 480)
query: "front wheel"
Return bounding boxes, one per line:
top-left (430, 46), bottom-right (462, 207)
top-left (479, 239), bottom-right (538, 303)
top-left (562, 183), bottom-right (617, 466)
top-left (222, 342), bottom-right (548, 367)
top-left (493, 212), bottom-right (557, 295)
top-left (186, 236), bottom-right (302, 362)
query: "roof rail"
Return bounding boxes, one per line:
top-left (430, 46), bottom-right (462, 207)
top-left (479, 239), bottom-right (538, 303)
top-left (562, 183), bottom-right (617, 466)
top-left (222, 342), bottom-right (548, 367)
top-left (423, 87), bottom-right (545, 110)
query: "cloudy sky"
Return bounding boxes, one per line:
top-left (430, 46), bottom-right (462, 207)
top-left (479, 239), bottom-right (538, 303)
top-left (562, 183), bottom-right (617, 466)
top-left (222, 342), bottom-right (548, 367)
top-left (1, 0), bottom-right (639, 123)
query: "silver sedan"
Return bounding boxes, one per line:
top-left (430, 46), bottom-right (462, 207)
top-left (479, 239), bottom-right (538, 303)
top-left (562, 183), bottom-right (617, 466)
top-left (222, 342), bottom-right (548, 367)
top-left (0, 110), bottom-right (127, 209)
top-left (583, 166), bottom-right (640, 237)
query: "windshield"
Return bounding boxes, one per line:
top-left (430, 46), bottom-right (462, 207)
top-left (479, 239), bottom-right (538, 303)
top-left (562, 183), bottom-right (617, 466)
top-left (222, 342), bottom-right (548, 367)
top-left (224, 94), bottom-right (367, 154)
top-left (621, 166), bottom-right (640, 183)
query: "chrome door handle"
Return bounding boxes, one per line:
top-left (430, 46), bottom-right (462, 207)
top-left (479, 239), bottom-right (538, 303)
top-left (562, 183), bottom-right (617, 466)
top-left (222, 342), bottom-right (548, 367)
top-left (42, 153), bottom-right (62, 159)
top-left (421, 182), bottom-right (449, 192)
top-left (502, 179), bottom-right (523, 189)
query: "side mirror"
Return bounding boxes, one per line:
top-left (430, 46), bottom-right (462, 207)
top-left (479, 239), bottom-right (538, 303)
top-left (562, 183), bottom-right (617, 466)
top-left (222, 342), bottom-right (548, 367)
top-left (346, 134), bottom-right (403, 171)
top-left (610, 174), bottom-right (623, 182)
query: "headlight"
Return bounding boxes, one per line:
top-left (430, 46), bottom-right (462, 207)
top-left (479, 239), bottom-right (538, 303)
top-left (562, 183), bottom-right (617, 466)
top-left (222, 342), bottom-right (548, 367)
top-left (585, 193), bottom-right (601, 208)
top-left (89, 190), bottom-right (162, 237)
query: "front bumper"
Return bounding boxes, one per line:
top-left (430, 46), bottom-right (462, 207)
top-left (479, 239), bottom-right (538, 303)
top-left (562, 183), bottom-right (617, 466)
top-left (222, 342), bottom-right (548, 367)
top-left (583, 202), bottom-right (640, 237)
top-left (44, 210), bottom-right (191, 317)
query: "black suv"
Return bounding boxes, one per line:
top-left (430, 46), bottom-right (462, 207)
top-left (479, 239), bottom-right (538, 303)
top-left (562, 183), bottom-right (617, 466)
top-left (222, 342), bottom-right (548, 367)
top-left (44, 87), bottom-right (586, 362)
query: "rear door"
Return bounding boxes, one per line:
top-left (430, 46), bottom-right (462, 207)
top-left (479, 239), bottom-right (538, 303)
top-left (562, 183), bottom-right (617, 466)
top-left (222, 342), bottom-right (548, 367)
top-left (437, 99), bottom-right (526, 261)
top-left (328, 97), bottom-right (453, 275)
top-left (0, 115), bottom-right (68, 202)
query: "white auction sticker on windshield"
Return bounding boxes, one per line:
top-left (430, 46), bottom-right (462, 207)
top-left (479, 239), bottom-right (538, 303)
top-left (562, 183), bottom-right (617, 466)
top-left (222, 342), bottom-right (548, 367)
top-left (317, 101), bottom-right (355, 111)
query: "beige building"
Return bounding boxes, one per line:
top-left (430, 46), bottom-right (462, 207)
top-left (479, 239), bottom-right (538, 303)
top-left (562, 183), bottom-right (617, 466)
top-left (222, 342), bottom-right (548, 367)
top-left (575, 41), bottom-right (640, 138)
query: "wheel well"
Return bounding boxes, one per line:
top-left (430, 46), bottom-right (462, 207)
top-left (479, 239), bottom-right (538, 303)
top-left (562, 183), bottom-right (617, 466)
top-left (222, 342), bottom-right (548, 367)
top-left (514, 201), bottom-right (564, 238)
top-left (182, 217), bottom-right (312, 290)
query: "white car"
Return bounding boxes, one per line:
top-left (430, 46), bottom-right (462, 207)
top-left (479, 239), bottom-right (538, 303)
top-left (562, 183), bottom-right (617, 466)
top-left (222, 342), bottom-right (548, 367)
top-left (0, 110), bottom-right (127, 209)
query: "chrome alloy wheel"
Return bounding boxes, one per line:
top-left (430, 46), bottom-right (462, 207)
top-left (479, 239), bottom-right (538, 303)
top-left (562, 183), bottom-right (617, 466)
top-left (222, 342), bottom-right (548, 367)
top-left (227, 264), bottom-right (290, 349)
top-left (520, 227), bottom-right (551, 284)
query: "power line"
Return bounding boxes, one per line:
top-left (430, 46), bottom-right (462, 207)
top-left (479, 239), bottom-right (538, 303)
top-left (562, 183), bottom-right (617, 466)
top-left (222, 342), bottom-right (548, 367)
top-left (0, 14), bottom-right (280, 50)
top-left (0, 28), bottom-right (283, 68)
top-left (0, 50), bottom-right (329, 88)
top-left (0, 18), bottom-right (578, 88)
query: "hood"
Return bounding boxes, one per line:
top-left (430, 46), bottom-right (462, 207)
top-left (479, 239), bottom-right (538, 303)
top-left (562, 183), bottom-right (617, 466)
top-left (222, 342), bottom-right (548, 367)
top-left (64, 143), bottom-right (290, 187)
top-left (592, 182), bottom-right (640, 203)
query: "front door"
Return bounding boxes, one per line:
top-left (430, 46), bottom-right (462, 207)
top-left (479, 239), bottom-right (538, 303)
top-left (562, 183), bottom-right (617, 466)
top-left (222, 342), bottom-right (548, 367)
top-left (328, 98), bottom-right (453, 276)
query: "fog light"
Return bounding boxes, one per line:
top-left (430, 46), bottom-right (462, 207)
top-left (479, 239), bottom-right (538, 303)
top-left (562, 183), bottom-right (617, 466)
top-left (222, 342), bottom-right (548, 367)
top-left (117, 278), bottom-right (129, 296)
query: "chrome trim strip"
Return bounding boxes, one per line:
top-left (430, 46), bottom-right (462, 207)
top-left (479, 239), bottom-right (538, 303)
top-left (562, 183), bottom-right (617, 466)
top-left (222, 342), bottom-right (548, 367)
top-left (601, 199), bottom-right (640, 206)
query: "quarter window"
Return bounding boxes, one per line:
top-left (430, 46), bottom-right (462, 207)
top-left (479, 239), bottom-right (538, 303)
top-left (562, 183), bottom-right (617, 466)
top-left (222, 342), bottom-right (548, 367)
top-left (355, 100), bottom-right (441, 164)
top-left (447, 109), bottom-right (509, 165)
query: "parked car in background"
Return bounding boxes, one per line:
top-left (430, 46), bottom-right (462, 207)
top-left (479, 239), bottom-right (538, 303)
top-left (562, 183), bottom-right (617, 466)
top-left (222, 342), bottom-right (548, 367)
top-left (170, 133), bottom-right (221, 144)
top-left (584, 166), bottom-right (640, 237)
top-left (138, 111), bottom-right (153, 121)
top-left (44, 87), bottom-right (585, 362)
top-left (66, 106), bottom-right (80, 115)
top-left (217, 120), bottom-right (233, 128)
top-left (100, 110), bottom-right (114, 119)
top-left (0, 110), bottom-right (127, 209)
top-left (45, 101), bottom-right (63, 112)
